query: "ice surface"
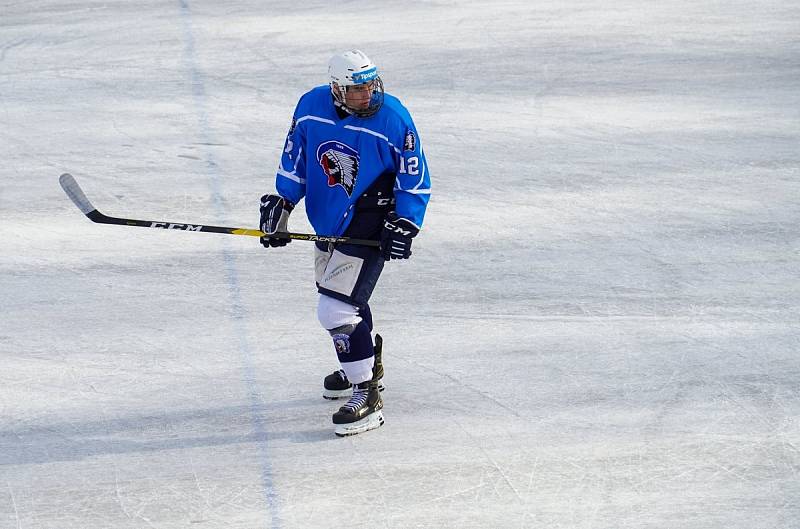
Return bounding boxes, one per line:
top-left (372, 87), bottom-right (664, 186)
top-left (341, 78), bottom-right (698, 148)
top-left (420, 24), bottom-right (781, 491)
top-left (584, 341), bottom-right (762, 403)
top-left (1, 1), bottom-right (799, 528)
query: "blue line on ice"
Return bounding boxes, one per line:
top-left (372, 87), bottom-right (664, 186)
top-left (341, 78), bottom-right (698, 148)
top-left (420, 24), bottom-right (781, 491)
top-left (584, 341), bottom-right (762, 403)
top-left (178, 1), bottom-right (281, 527)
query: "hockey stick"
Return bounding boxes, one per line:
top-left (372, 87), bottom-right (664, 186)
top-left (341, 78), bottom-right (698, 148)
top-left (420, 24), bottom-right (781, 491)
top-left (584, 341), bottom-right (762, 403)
top-left (58, 173), bottom-right (380, 247)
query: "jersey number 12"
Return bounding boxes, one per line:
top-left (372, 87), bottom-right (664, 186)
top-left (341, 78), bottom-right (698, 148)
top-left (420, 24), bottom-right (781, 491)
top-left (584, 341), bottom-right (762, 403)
top-left (399, 156), bottom-right (420, 176)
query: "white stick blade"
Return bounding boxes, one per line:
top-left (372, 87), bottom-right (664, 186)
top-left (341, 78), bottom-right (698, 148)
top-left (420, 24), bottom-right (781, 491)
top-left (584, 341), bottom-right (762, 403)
top-left (59, 173), bottom-right (96, 214)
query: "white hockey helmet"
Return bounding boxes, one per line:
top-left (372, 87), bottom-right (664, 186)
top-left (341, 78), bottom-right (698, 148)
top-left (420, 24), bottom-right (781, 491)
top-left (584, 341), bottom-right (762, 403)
top-left (328, 49), bottom-right (384, 117)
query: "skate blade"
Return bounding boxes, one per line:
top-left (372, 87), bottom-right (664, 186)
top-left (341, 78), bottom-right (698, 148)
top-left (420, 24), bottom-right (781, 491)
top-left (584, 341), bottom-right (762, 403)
top-left (323, 382), bottom-right (385, 400)
top-left (334, 410), bottom-right (385, 437)
top-left (322, 388), bottom-right (352, 400)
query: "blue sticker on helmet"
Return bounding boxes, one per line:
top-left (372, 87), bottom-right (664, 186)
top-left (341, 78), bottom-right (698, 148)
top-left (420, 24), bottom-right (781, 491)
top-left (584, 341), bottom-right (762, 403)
top-left (352, 67), bottom-right (378, 84)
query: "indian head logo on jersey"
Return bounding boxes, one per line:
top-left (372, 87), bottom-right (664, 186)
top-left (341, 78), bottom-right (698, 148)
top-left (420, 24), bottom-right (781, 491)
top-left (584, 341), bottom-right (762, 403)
top-left (317, 140), bottom-right (359, 196)
top-left (404, 129), bottom-right (416, 152)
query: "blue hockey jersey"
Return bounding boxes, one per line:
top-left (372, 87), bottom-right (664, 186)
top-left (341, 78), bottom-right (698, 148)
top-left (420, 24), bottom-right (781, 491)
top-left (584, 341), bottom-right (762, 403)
top-left (275, 85), bottom-right (431, 237)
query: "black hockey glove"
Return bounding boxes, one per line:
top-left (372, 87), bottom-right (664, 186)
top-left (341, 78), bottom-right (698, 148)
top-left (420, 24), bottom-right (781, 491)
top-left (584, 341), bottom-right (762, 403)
top-left (259, 194), bottom-right (294, 248)
top-left (380, 212), bottom-right (419, 260)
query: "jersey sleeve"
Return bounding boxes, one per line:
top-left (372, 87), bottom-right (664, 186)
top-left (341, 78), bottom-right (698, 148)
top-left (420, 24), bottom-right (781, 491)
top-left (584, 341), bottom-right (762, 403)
top-left (275, 101), bottom-right (307, 206)
top-left (392, 117), bottom-right (431, 229)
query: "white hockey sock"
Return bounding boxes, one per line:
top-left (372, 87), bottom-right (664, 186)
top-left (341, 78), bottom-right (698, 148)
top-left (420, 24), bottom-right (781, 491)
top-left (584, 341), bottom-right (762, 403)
top-left (340, 357), bottom-right (375, 385)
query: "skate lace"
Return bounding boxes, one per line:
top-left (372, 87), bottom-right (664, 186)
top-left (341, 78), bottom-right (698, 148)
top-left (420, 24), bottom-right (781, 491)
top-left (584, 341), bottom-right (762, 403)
top-left (343, 386), bottom-right (369, 412)
top-left (336, 369), bottom-right (347, 381)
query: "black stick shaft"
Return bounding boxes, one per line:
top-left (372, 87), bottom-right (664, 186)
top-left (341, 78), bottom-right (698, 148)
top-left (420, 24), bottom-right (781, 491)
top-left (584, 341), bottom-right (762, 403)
top-left (59, 173), bottom-right (380, 247)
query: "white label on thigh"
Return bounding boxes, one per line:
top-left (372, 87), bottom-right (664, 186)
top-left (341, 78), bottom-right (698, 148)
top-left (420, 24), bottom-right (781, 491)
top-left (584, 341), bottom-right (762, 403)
top-left (319, 250), bottom-right (364, 296)
top-left (314, 245), bottom-right (333, 284)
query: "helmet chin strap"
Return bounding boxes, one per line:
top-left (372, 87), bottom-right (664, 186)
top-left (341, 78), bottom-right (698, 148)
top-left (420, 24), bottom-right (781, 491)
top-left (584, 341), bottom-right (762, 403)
top-left (333, 97), bottom-right (355, 117)
top-left (331, 85), bottom-right (355, 116)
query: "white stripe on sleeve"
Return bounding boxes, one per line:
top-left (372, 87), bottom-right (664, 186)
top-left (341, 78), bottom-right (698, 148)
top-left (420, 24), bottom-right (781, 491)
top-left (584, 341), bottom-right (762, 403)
top-left (296, 115), bottom-right (336, 126)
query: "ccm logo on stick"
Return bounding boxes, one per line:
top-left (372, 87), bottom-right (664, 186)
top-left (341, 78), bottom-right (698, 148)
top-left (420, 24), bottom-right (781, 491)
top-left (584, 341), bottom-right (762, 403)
top-left (150, 222), bottom-right (203, 231)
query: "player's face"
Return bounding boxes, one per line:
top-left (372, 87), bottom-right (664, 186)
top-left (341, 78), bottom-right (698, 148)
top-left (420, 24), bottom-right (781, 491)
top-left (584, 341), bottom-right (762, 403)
top-left (344, 81), bottom-right (374, 110)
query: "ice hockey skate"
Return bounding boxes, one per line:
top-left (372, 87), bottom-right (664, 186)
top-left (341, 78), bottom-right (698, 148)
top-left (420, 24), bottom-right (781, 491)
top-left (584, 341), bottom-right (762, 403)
top-left (323, 334), bottom-right (385, 399)
top-left (333, 381), bottom-right (384, 437)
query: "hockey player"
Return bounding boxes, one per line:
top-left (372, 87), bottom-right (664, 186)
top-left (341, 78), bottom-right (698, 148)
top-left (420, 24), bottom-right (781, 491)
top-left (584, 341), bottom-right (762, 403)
top-left (258, 50), bottom-right (431, 437)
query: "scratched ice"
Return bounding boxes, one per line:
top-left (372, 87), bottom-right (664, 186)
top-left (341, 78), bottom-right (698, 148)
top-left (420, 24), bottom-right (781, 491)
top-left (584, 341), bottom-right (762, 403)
top-left (1, 1), bottom-right (799, 528)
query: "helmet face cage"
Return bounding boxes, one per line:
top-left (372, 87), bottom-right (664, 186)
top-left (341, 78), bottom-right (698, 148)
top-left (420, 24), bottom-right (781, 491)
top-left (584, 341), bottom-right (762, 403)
top-left (332, 76), bottom-right (384, 118)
